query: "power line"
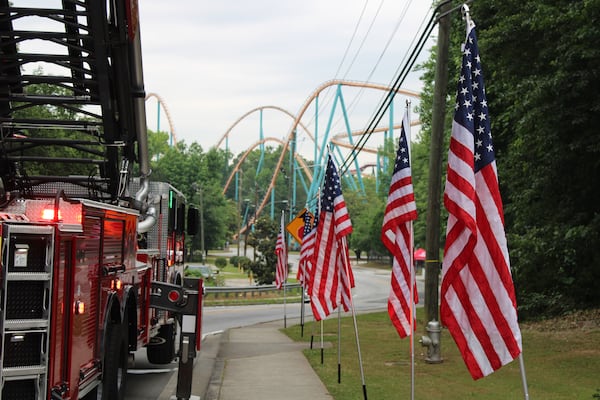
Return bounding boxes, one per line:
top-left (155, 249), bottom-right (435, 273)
top-left (339, 0), bottom-right (456, 176)
top-left (333, 0), bottom-right (370, 78)
top-left (329, 0), bottom-right (414, 134)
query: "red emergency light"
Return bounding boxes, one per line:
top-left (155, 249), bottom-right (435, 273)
top-left (34, 201), bottom-right (82, 224)
top-left (41, 208), bottom-right (62, 221)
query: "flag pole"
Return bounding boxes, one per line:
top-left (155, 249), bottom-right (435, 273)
top-left (320, 320), bottom-right (324, 364)
top-left (337, 304), bottom-right (342, 384)
top-left (337, 250), bottom-right (342, 383)
top-left (341, 239), bottom-right (367, 400)
top-left (406, 99), bottom-right (416, 400)
top-left (519, 353), bottom-right (530, 399)
top-left (309, 310), bottom-right (316, 349)
top-left (283, 279), bottom-right (287, 328)
top-left (299, 255), bottom-right (304, 336)
top-left (409, 221), bottom-right (416, 400)
top-left (281, 210), bottom-right (288, 328)
top-left (300, 289), bottom-right (305, 336)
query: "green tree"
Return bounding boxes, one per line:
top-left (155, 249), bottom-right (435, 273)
top-left (147, 129), bottom-right (170, 161)
top-left (150, 140), bottom-right (237, 255)
top-left (345, 176), bottom-right (387, 260)
top-left (417, 1), bottom-right (600, 318)
top-left (247, 216), bottom-right (279, 285)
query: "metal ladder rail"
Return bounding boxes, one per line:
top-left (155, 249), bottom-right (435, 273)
top-left (0, 1), bottom-right (135, 200)
top-left (0, 225), bottom-right (54, 400)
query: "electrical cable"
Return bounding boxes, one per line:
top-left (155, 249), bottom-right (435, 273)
top-left (338, 0), bottom-right (455, 176)
top-left (341, 0), bottom-right (386, 79)
top-left (333, 0), bottom-right (370, 79)
top-left (328, 0), bottom-right (413, 135)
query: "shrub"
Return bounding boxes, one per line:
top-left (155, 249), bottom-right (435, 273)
top-left (229, 256), bottom-right (251, 270)
top-left (215, 256), bottom-right (227, 270)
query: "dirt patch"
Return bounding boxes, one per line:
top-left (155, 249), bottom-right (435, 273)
top-left (521, 308), bottom-right (600, 332)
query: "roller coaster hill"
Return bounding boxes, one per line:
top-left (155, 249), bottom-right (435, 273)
top-left (0, 2), bottom-right (202, 400)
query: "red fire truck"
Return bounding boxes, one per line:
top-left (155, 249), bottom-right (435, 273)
top-left (0, 1), bottom-right (202, 399)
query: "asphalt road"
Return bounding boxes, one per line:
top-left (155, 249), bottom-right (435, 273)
top-left (125, 259), bottom-right (423, 399)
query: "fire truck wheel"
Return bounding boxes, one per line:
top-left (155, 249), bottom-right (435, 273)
top-left (101, 319), bottom-right (129, 399)
top-left (147, 322), bottom-right (176, 364)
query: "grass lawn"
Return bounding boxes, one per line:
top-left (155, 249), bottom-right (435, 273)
top-left (283, 308), bottom-right (600, 400)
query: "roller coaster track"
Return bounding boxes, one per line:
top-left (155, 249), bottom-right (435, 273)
top-left (215, 105), bottom-right (314, 150)
top-left (222, 137), bottom-right (312, 196)
top-left (219, 79), bottom-right (420, 233)
top-left (146, 92), bottom-right (177, 145)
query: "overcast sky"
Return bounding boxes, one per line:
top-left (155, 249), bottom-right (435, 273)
top-left (138, 1), bottom-right (436, 161)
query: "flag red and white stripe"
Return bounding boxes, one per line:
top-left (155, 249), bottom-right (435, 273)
top-left (275, 211), bottom-right (288, 289)
top-left (310, 154), bottom-right (354, 321)
top-left (441, 24), bottom-right (522, 380)
top-left (381, 109), bottom-right (418, 338)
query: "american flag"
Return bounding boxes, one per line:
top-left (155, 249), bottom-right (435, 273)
top-left (297, 210), bottom-right (316, 289)
top-left (441, 24), bottom-right (522, 380)
top-left (381, 108), bottom-right (418, 338)
top-left (310, 154), bottom-right (354, 321)
top-left (275, 211), bottom-right (288, 289)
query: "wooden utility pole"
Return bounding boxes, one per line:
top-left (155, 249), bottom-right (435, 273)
top-left (425, 2), bottom-right (452, 324)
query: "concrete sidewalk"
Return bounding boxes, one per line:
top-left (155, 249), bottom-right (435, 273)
top-left (205, 321), bottom-right (332, 400)
top-left (159, 320), bottom-right (332, 400)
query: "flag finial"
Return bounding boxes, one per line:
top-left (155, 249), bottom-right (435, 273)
top-left (461, 4), bottom-right (475, 35)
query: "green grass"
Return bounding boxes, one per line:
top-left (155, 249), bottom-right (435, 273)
top-left (218, 264), bottom-right (250, 280)
top-left (283, 308), bottom-right (600, 400)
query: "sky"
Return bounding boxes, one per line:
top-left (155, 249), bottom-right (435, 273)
top-left (138, 1), bottom-right (437, 163)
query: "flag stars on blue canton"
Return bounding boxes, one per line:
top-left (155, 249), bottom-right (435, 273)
top-left (303, 212), bottom-right (312, 236)
top-left (454, 27), bottom-right (495, 172)
top-left (393, 128), bottom-right (411, 172)
top-left (321, 157), bottom-right (342, 213)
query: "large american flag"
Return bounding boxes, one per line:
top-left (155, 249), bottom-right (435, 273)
top-left (310, 154), bottom-right (354, 321)
top-left (441, 24), bottom-right (522, 380)
top-left (275, 211), bottom-right (288, 289)
top-left (381, 109), bottom-right (418, 338)
top-left (297, 210), bottom-right (316, 290)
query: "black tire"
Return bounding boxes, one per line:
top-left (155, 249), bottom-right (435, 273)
top-left (99, 319), bottom-right (128, 400)
top-left (146, 322), bottom-right (177, 364)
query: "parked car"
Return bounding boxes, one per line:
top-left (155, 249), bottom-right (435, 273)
top-left (185, 264), bottom-right (217, 281)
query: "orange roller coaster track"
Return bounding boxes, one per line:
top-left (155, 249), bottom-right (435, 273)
top-left (252, 80), bottom-right (419, 223)
top-left (146, 92), bottom-right (177, 145)
top-left (223, 137), bottom-right (313, 196)
top-left (218, 80), bottom-right (420, 234)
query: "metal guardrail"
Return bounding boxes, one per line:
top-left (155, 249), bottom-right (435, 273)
top-left (204, 283), bottom-right (302, 298)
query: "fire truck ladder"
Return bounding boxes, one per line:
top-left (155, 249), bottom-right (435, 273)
top-left (0, 0), bottom-right (142, 202)
top-left (0, 225), bottom-right (54, 399)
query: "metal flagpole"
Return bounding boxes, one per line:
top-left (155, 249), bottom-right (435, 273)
top-left (519, 354), bottom-right (530, 400)
top-left (406, 99), bottom-right (416, 400)
top-left (320, 320), bottom-right (324, 364)
top-left (300, 280), bottom-right (305, 336)
top-left (337, 248), bottom-right (343, 384)
top-left (282, 210), bottom-right (288, 329)
top-left (337, 303), bottom-right (342, 383)
top-left (283, 281), bottom-right (287, 328)
top-left (309, 309), bottom-right (316, 349)
top-left (409, 220), bottom-right (416, 400)
top-left (300, 267), bottom-right (306, 337)
top-left (341, 239), bottom-right (367, 400)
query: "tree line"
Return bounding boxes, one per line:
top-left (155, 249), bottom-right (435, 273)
top-left (413, 0), bottom-right (600, 318)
